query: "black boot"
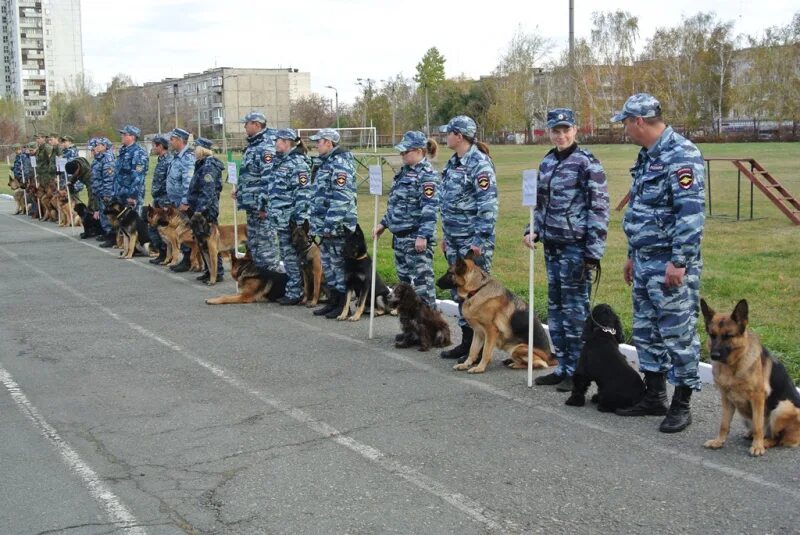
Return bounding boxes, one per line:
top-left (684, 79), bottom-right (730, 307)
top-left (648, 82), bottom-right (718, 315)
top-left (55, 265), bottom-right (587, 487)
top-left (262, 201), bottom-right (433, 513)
top-left (440, 325), bottom-right (473, 360)
top-left (325, 291), bottom-right (347, 319)
top-left (98, 232), bottom-right (116, 248)
top-left (169, 255), bottom-right (191, 273)
top-left (659, 386), bottom-right (693, 433)
top-left (278, 296), bottom-right (303, 306)
top-left (313, 288), bottom-right (339, 316)
top-left (535, 371), bottom-right (565, 386)
top-left (616, 371), bottom-right (668, 416)
top-left (149, 248), bottom-right (167, 265)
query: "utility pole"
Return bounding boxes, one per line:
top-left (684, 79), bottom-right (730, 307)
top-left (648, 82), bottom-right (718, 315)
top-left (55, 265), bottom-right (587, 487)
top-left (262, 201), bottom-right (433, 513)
top-left (196, 84), bottom-right (202, 138)
top-left (173, 83), bottom-right (178, 128)
top-left (325, 85), bottom-right (339, 128)
top-left (569, 0), bottom-right (575, 110)
top-left (157, 92), bottom-right (162, 133)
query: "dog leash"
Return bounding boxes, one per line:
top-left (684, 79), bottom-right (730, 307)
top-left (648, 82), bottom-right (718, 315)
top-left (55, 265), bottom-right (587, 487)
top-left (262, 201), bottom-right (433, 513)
top-left (585, 262), bottom-right (619, 338)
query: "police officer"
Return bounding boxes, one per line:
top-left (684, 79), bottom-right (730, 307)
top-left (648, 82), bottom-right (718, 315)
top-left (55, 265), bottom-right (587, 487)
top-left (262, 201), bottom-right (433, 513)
top-left (65, 156), bottom-right (98, 238)
top-left (523, 108), bottom-right (610, 392)
top-left (437, 116), bottom-right (498, 362)
top-left (148, 135), bottom-right (173, 265)
top-left (373, 131), bottom-right (440, 312)
top-left (611, 93), bottom-right (705, 433)
top-left (34, 133), bottom-right (52, 186)
top-left (11, 144), bottom-right (30, 215)
top-left (187, 137), bottom-right (225, 283)
top-left (308, 128), bottom-right (357, 319)
top-left (60, 136), bottom-right (79, 161)
top-left (47, 133), bottom-right (62, 186)
top-left (165, 128), bottom-right (196, 272)
top-left (263, 128), bottom-right (313, 305)
top-left (234, 111), bottom-right (281, 271)
top-left (114, 125), bottom-right (149, 212)
top-left (92, 138), bottom-right (117, 246)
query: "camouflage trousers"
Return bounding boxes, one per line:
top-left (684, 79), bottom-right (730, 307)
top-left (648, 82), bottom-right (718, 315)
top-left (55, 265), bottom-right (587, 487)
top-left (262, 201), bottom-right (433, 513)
top-left (393, 235), bottom-right (436, 307)
top-left (277, 228), bottom-right (303, 300)
top-left (320, 236), bottom-right (347, 294)
top-left (95, 197), bottom-right (112, 233)
top-left (544, 243), bottom-right (591, 376)
top-left (632, 250), bottom-right (702, 390)
top-left (444, 235), bottom-right (494, 327)
top-left (246, 211), bottom-right (280, 271)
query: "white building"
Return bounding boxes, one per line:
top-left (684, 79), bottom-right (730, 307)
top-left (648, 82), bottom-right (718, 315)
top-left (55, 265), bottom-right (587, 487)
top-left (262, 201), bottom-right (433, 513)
top-left (1, 0), bottom-right (84, 118)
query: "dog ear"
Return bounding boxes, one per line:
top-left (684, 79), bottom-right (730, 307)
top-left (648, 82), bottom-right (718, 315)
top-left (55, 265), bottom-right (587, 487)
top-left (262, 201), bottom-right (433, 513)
top-left (731, 299), bottom-right (749, 332)
top-left (464, 249), bottom-right (476, 261)
top-left (354, 224), bottom-right (363, 237)
top-left (288, 220), bottom-right (296, 232)
top-left (302, 219), bottom-right (310, 233)
top-left (700, 298), bottom-right (715, 327)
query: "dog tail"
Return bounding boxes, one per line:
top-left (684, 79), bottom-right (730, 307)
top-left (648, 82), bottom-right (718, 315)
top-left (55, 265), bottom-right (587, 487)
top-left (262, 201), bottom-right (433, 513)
top-left (770, 399), bottom-right (800, 437)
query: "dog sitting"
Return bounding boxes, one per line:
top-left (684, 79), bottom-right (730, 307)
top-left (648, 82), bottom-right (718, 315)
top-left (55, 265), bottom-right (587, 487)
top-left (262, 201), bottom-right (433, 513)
top-left (104, 202), bottom-right (150, 259)
top-left (387, 283), bottom-right (451, 351)
top-left (74, 202), bottom-right (103, 239)
top-left (146, 206), bottom-right (203, 271)
top-left (338, 224), bottom-right (393, 321)
top-left (701, 298), bottom-right (800, 456)
top-left (8, 176), bottom-right (26, 215)
top-left (565, 304), bottom-right (645, 412)
top-left (436, 252), bottom-right (553, 373)
top-left (289, 220), bottom-right (326, 307)
top-left (205, 248), bottom-right (288, 305)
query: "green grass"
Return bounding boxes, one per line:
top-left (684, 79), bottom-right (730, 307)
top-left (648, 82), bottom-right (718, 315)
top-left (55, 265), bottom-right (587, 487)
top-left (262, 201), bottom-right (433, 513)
top-left (4, 142), bottom-right (800, 380)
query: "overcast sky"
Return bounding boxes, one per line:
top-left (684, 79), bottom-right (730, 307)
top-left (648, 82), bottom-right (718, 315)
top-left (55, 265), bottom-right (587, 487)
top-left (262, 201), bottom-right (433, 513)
top-left (80, 0), bottom-right (797, 104)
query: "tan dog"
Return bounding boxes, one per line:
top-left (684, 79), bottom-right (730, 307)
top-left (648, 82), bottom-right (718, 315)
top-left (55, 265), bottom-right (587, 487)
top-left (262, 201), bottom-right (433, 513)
top-left (8, 177), bottom-right (26, 214)
top-left (148, 206), bottom-right (202, 271)
top-left (289, 220), bottom-right (326, 307)
top-left (188, 213), bottom-right (245, 285)
top-left (436, 253), bottom-right (554, 374)
top-left (205, 249), bottom-right (287, 305)
top-left (701, 298), bottom-right (800, 456)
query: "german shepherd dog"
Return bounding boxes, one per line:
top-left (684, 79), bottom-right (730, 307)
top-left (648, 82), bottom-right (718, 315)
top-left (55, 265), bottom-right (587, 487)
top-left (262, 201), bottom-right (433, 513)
top-left (565, 304), bottom-right (645, 412)
top-left (104, 202), bottom-right (150, 259)
top-left (205, 248), bottom-right (288, 305)
top-left (701, 299), bottom-right (800, 456)
top-left (338, 224), bottom-right (393, 321)
top-left (289, 220), bottom-right (326, 307)
top-left (57, 192), bottom-right (82, 228)
top-left (188, 212), bottom-right (246, 285)
top-left (146, 206), bottom-right (202, 270)
top-left (8, 176), bottom-right (26, 215)
top-left (74, 202), bottom-right (103, 238)
top-left (387, 282), bottom-right (451, 351)
top-left (437, 252), bottom-right (554, 374)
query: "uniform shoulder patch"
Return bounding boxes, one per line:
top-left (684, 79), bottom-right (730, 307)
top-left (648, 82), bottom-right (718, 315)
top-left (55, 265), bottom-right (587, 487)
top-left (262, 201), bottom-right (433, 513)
top-left (335, 172), bottom-right (347, 187)
top-left (676, 167), bottom-right (694, 190)
top-left (105, 168), bottom-right (114, 176)
top-left (476, 172), bottom-right (490, 191)
top-left (298, 173), bottom-right (309, 186)
top-left (263, 152), bottom-right (273, 164)
top-left (135, 164), bottom-right (144, 172)
top-left (204, 174), bottom-right (213, 183)
top-left (422, 182), bottom-right (436, 199)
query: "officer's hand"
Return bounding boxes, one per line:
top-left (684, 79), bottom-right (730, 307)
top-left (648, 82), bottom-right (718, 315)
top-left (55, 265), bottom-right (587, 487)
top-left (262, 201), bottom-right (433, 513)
top-left (102, 197), bottom-right (110, 203)
top-left (623, 258), bottom-right (634, 285)
top-left (258, 210), bottom-right (267, 220)
top-left (584, 257), bottom-right (600, 270)
top-left (469, 245), bottom-right (482, 257)
top-left (230, 189), bottom-right (237, 200)
top-left (522, 233), bottom-right (538, 249)
top-left (93, 211), bottom-right (100, 220)
top-left (127, 198), bottom-right (136, 207)
top-left (179, 203), bottom-right (189, 212)
top-left (372, 224), bottom-right (385, 240)
top-left (664, 262), bottom-right (686, 288)
top-left (415, 237), bottom-right (427, 253)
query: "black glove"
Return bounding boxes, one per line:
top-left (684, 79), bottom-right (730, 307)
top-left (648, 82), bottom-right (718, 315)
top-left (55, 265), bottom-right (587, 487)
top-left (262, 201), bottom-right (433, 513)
top-left (584, 257), bottom-right (600, 270)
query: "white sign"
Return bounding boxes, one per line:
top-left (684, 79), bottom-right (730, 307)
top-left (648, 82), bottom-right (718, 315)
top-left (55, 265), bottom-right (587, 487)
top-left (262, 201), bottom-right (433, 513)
top-left (56, 157), bottom-right (67, 173)
top-left (522, 169), bottom-right (538, 207)
top-left (29, 156), bottom-right (37, 169)
top-left (368, 165), bottom-right (382, 196)
top-left (227, 162), bottom-right (238, 185)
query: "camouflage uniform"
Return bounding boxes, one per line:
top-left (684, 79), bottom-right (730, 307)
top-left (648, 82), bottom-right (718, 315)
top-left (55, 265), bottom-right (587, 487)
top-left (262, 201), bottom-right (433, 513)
top-left (188, 139), bottom-right (225, 276)
top-left (165, 129), bottom-right (195, 207)
top-left (526, 109), bottom-right (610, 377)
top-left (91, 139), bottom-right (116, 233)
top-left (149, 136), bottom-right (173, 253)
top-left (263, 129), bottom-right (313, 300)
top-left (47, 136), bottom-right (62, 185)
top-left (13, 150), bottom-right (31, 184)
top-left (617, 97), bottom-right (706, 391)
top-left (114, 126), bottom-right (149, 210)
top-left (65, 157), bottom-right (94, 208)
top-left (381, 131), bottom-right (440, 306)
top-left (439, 116), bottom-right (498, 326)
top-left (62, 143), bottom-right (79, 162)
top-left (34, 140), bottom-right (53, 185)
top-left (238, 114), bottom-right (280, 270)
top-left (309, 128), bottom-right (357, 294)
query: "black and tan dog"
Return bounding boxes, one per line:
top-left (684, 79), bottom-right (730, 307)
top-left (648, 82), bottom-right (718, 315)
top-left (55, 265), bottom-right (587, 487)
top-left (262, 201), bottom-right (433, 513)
top-left (437, 252), bottom-right (553, 374)
top-left (8, 176), bottom-right (26, 215)
top-left (289, 220), bottom-right (326, 307)
top-left (146, 206), bottom-right (203, 271)
top-left (75, 202), bottom-right (103, 238)
top-left (565, 304), bottom-right (645, 412)
top-left (387, 282), bottom-right (451, 352)
top-left (104, 202), bottom-right (150, 259)
top-left (338, 224), bottom-right (393, 321)
top-left (701, 299), bottom-right (800, 456)
top-left (205, 248), bottom-right (288, 305)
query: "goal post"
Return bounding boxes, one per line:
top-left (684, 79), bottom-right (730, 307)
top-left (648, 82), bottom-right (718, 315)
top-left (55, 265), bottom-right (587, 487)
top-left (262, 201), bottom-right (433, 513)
top-left (297, 127), bottom-right (377, 152)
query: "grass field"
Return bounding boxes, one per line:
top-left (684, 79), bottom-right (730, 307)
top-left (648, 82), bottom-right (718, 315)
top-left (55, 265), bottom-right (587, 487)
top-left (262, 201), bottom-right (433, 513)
top-left (3, 142), bottom-right (800, 380)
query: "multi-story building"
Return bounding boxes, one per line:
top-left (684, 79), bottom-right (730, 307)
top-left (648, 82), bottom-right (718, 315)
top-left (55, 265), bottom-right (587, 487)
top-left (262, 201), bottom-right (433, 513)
top-left (1, 0), bottom-right (84, 119)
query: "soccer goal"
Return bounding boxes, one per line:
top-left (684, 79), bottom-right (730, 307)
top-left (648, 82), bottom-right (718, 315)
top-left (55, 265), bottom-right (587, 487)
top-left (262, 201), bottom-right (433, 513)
top-left (297, 127), bottom-right (377, 152)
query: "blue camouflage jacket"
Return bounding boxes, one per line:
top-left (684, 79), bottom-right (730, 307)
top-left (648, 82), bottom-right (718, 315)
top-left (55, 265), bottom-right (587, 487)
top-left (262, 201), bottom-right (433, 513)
top-left (114, 142), bottom-right (149, 202)
top-left (530, 144), bottom-right (609, 260)
top-left (440, 144), bottom-right (498, 250)
top-left (91, 151), bottom-right (116, 199)
top-left (13, 153), bottom-right (32, 183)
top-left (187, 156), bottom-right (224, 223)
top-left (151, 152), bottom-right (173, 207)
top-left (263, 148), bottom-right (313, 227)
top-left (381, 158), bottom-right (440, 241)
top-left (236, 128), bottom-right (277, 211)
top-left (62, 146), bottom-right (79, 161)
top-left (623, 126), bottom-right (705, 266)
top-left (166, 145), bottom-right (196, 207)
top-left (310, 146), bottom-right (357, 236)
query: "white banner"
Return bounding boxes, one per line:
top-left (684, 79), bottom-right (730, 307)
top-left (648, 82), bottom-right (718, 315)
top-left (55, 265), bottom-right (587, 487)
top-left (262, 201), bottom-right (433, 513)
top-left (29, 156), bottom-right (37, 169)
top-left (368, 165), bottom-right (382, 196)
top-left (522, 169), bottom-right (538, 207)
top-left (227, 162), bottom-right (238, 185)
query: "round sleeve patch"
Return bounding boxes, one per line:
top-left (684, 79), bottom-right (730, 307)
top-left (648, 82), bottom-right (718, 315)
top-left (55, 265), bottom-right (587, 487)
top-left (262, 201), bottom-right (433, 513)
top-left (335, 173), bottom-right (347, 187)
top-left (422, 182), bottom-right (435, 199)
top-left (263, 152), bottom-right (273, 164)
top-left (298, 173), bottom-right (309, 186)
top-left (476, 173), bottom-right (490, 191)
top-left (204, 174), bottom-right (213, 183)
top-left (677, 167), bottom-right (694, 189)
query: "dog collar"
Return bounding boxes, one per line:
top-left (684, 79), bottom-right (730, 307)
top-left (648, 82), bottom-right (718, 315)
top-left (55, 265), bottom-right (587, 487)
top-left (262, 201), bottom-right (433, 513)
top-left (466, 279), bottom-right (491, 299)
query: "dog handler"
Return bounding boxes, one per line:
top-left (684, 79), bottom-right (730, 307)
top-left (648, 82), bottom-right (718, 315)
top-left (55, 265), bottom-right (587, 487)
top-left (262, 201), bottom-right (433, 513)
top-left (523, 108), bottom-right (609, 392)
top-left (438, 116), bottom-right (498, 362)
top-left (612, 93), bottom-right (705, 433)
top-left (187, 137), bottom-right (225, 283)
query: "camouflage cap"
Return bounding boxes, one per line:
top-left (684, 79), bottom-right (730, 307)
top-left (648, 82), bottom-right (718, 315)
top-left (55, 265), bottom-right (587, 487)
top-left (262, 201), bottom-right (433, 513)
top-left (394, 130), bottom-right (427, 152)
top-left (60, 135), bottom-right (74, 143)
top-left (611, 93), bottom-right (662, 123)
top-left (47, 132), bottom-right (59, 139)
top-left (275, 128), bottom-right (299, 141)
top-left (169, 128), bottom-right (190, 141)
top-left (309, 128), bottom-right (340, 143)
top-left (151, 134), bottom-right (169, 147)
top-left (99, 137), bottom-right (113, 149)
top-left (193, 137), bottom-right (213, 149)
top-left (87, 138), bottom-right (97, 149)
top-left (439, 115), bottom-right (477, 138)
top-left (241, 111), bottom-right (267, 124)
top-left (118, 124), bottom-right (141, 137)
top-left (34, 132), bottom-right (46, 139)
top-left (546, 108), bottom-right (576, 128)
top-left (26, 141), bottom-right (37, 149)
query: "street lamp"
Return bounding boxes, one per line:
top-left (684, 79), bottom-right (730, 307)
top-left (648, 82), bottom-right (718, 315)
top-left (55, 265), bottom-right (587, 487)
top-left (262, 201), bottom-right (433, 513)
top-left (324, 85), bottom-right (339, 129)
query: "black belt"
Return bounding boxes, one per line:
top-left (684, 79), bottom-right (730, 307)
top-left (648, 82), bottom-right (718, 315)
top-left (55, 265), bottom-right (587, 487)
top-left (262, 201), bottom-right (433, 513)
top-left (392, 227), bottom-right (417, 238)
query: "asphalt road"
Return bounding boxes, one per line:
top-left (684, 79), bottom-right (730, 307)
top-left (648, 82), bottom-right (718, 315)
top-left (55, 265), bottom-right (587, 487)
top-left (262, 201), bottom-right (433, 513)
top-left (1, 200), bottom-right (799, 535)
